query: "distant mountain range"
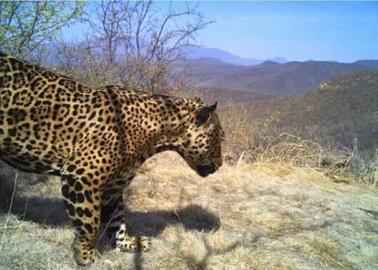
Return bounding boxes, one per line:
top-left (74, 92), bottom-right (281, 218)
top-left (172, 56), bottom-right (378, 96)
top-left (179, 47), bottom-right (378, 150)
top-left (183, 46), bottom-right (287, 66)
top-left (354, 60), bottom-right (378, 70)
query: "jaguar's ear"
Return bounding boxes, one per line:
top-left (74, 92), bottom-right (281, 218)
top-left (209, 102), bottom-right (217, 112)
top-left (196, 102), bottom-right (217, 125)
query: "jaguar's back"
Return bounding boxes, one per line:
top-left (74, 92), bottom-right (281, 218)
top-left (0, 52), bottom-right (99, 174)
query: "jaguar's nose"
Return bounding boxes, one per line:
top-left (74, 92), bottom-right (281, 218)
top-left (196, 162), bottom-right (216, 177)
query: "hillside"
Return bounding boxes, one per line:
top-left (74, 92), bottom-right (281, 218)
top-left (189, 86), bottom-right (270, 103)
top-left (1, 153), bottom-right (378, 269)
top-left (207, 71), bottom-right (378, 152)
top-left (173, 58), bottom-right (378, 96)
top-left (270, 71), bottom-right (378, 150)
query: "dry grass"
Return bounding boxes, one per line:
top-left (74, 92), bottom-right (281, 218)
top-left (1, 152), bottom-right (378, 269)
top-left (217, 100), bottom-right (378, 186)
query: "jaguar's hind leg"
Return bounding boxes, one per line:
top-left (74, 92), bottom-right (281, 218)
top-left (101, 173), bottom-right (150, 253)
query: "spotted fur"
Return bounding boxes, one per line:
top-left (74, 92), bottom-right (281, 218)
top-left (0, 52), bottom-right (224, 265)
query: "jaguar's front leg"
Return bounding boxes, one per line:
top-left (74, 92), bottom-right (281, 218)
top-left (101, 173), bottom-right (150, 253)
top-left (61, 163), bottom-right (110, 266)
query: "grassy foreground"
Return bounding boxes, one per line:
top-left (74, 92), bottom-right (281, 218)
top-left (0, 152), bottom-right (378, 270)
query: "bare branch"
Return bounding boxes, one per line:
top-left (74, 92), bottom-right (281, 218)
top-left (55, 0), bottom-right (211, 93)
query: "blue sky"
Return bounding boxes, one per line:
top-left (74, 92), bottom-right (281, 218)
top-left (64, 1), bottom-right (378, 62)
top-left (192, 1), bottom-right (378, 62)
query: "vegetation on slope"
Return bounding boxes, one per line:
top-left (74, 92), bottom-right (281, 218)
top-left (215, 71), bottom-right (378, 152)
top-left (272, 71), bottom-right (378, 151)
top-left (209, 71), bottom-right (378, 184)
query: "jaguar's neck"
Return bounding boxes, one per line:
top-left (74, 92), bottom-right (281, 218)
top-left (113, 88), bottom-right (198, 157)
top-left (148, 95), bottom-right (193, 153)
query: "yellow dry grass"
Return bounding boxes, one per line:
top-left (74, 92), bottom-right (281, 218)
top-left (1, 152), bottom-right (378, 269)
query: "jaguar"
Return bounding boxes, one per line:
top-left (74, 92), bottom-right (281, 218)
top-left (0, 52), bottom-right (224, 265)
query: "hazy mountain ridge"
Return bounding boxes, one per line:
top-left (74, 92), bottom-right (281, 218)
top-left (174, 58), bottom-right (378, 96)
top-left (183, 46), bottom-right (287, 66)
top-left (354, 60), bottom-right (378, 69)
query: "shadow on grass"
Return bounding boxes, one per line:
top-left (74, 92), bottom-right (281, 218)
top-left (0, 176), bottom-right (220, 270)
top-left (0, 179), bottom-right (220, 235)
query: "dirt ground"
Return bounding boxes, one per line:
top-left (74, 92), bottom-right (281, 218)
top-left (1, 152), bottom-right (378, 270)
